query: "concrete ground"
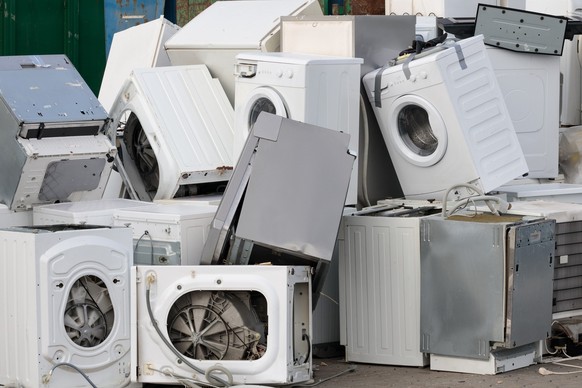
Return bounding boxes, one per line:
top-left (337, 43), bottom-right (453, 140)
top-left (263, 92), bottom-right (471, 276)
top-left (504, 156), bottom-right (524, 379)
top-left (305, 357), bottom-right (582, 388)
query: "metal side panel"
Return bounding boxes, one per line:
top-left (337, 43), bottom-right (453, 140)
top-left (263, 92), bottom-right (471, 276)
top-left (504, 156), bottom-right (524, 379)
top-left (505, 220), bottom-right (555, 347)
top-left (342, 215), bottom-right (427, 366)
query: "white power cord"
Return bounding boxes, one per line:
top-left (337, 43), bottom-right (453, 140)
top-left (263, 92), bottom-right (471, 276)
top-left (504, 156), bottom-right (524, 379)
top-left (538, 354), bottom-right (582, 375)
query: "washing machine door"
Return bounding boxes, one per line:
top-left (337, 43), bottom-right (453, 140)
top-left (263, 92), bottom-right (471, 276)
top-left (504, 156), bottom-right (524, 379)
top-left (242, 87), bottom-right (288, 136)
top-left (388, 95), bottom-right (448, 167)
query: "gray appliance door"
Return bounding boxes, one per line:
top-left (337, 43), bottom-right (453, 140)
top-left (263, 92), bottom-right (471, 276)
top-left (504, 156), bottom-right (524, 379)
top-left (420, 217), bottom-right (507, 359)
top-left (201, 112), bottom-right (355, 265)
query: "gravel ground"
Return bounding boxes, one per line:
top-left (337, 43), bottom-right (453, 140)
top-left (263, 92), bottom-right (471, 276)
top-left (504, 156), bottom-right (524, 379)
top-left (304, 357), bottom-right (582, 388)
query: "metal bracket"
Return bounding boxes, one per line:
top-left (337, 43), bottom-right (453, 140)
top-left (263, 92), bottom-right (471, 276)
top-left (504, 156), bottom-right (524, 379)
top-left (475, 4), bottom-right (567, 55)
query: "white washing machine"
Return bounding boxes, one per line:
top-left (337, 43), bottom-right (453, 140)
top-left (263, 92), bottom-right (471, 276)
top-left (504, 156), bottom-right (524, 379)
top-left (109, 65), bottom-right (234, 202)
top-left (362, 35), bottom-right (529, 200)
top-left (234, 52), bottom-right (362, 205)
top-left (131, 265), bottom-right (312, 385)
top-left (0, 225), bottom-right (133, 387)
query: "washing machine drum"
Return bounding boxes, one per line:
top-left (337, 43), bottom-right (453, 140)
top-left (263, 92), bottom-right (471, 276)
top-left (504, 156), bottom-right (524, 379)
top-left (244, 87), bottom-right (288, 132)
top-left (388, 95), bottom-right (448, 167)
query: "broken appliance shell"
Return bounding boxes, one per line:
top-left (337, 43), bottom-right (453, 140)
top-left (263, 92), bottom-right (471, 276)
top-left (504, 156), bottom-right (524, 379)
top-left (0, 55), bottom-right (116, 211)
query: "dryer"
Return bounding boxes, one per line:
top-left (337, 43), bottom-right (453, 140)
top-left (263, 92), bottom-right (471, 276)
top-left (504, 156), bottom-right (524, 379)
top-left (234, 52), bottom-right (362, 204)
top-left (362, 35), bottom-right (529, 200)
top-left (0, 225), bottom-right (133, 387)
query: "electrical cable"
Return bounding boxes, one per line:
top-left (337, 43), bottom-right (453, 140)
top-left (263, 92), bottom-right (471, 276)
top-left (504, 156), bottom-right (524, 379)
top-left (42, 363), bottom-right (98, 388)
top-left (134, 230), bottom-right (154, 265)
top-left (291, 364), bottom-right (357, 387)
top-left (318, 292), bottom-right (339, 306)
top-left (144, 275), bottom-right (233, 387)
top-left (359, 95), bottom-right (372, 208)
top-left (302, 334), bottom-right (311, 365)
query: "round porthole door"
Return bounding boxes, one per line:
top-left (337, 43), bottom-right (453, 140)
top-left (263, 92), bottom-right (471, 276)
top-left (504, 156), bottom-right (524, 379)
top-left (387, 95), bottom-right (448, 167)
top-left (242, 87), bottom-right (288, 136)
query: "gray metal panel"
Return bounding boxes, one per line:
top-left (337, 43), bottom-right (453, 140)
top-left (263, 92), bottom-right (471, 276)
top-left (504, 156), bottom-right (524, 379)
top-left (353, 15), bottom-right (416, 76)
top-left (201, 112), bottom-right (354, 266)
top-left (420, 217), bottom-right (507, 359)
top-left (236, 115), bottom-right (354, 263)
top-left (505, 221), bottom-right (555, 347)
top-left (0, 55), bottom-right (108, 133)
top-left (38, 158), bottom-right (106, 202)
top-left (475, 5), bottom-right (567, 55)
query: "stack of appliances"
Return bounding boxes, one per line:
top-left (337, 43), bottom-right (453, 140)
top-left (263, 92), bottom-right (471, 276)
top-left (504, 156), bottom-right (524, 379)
top-left (0, 55), bottom-right (117, 211)
top-left (131, 113), bottom-right (355, 385)
top-left (279, 15), bottom-right (416, 205)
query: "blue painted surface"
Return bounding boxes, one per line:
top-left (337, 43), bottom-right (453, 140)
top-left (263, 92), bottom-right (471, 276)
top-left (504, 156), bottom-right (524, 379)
top-left (103, 0), bottom-right (165, 57)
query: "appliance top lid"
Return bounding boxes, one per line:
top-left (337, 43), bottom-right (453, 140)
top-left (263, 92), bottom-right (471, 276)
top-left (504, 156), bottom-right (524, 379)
top-left (34, 199), bottom-right (148, 214)
top-left (165, 0), bottom-right (313, 49)
top-left (1, 224), bottom-right (114, 235)
top-left (114, 203), bottom-right (218, 220)
top-left (498, 183), bottom-right (582, 197)
top-left (236, 51), bottom-right (364, 65)
top-left (0, 55), bottom-right (108, 126)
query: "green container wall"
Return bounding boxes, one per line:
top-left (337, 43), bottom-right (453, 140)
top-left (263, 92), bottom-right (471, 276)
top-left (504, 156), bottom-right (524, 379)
top-left (0, 0), bottom-right (106, 95)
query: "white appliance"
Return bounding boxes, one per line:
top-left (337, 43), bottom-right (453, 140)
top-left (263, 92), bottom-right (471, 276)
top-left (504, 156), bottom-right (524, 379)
top-left (33, 199), bottom-right (148, 226)
top-left (98, 16), bottom-right (180, 113)
top-left (500, 0), bottom-right (582, 126)
top-left (0, 205), bottom-right (32, 228)
top-left (0, 225), bottom-right (133, 387)
top-left (0, 55), bottom-right (117, 211)
top-left (164, 0), bottom-right (323, 105)
top-left (385, 0), bottom-right (497, 16)
top-left (109, 65), bottom-right (234, 202)
top-left (113, 203), bottom-right (217, 266)
top-left (131, 265), bottom-right (312, 385)
top-left (362, 35), bottom-right (529, 200)
top-left (234, 52), bottom-right (362, 204)
top-left (487, 46), bottom-right (560, 178)
top-left (338, 201), bottom-right (441, 366)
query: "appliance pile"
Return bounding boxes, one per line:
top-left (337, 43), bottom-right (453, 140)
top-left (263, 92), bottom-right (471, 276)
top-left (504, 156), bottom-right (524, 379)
top-left (4, 1), bottom-right (582, 387)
